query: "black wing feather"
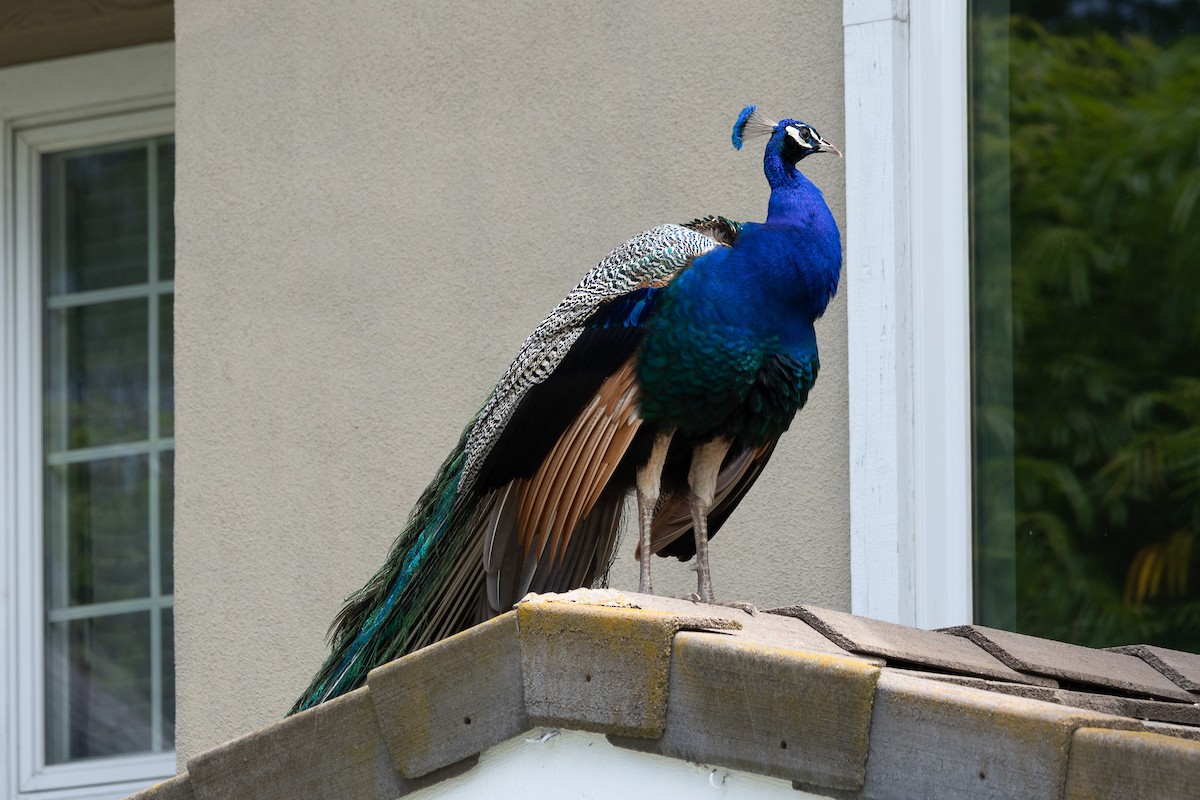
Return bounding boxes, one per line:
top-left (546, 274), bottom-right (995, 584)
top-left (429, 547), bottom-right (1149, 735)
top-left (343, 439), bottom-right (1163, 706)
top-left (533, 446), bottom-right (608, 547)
top-left (473, 289), bottom-right (662, 491)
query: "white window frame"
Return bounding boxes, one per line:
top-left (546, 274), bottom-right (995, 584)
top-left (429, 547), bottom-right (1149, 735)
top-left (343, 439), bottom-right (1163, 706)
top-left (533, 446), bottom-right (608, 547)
top-left (1, 43), bottom-right (175, 800)
top-left (844, 0), bottom-right (972, 628)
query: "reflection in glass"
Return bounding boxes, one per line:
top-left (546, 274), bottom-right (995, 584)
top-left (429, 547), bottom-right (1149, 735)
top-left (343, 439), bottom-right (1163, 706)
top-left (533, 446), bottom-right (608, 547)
top-left (44, 299), bottom-right (149, 450)
top-left (43, 145), bottom-right (148, 295)
top-left (44, 612), bottom-right (153, 763)
top-left (971, 2), bottom-right (1200, 648)
top-left (45, 456), bottom-right (151, 607)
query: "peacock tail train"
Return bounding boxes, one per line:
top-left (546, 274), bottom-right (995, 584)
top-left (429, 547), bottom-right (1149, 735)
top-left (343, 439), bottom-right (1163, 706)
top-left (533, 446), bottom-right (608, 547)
top-left (289, 422), bottom-right (480, 713)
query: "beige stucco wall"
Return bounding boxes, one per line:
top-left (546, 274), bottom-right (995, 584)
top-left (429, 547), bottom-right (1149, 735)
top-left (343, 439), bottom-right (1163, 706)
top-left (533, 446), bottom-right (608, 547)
top-left (174, 0), bottom-right (848, 766)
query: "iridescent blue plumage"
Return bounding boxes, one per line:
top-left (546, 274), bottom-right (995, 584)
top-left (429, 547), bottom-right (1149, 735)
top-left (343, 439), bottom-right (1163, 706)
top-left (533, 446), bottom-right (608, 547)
top-left (291, 108), bottom-right (842, 713)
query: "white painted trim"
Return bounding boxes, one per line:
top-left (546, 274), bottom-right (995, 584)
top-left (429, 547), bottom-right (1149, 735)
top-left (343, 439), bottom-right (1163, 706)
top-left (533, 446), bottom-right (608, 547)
top-left (844, 0), bottom-right (914, 625)
top-left (844, 0), bottom-right (971, 627)
top-left (908, 0), bottom-right (972, 629)
top-left (0, 43), bottom-right (175, 800)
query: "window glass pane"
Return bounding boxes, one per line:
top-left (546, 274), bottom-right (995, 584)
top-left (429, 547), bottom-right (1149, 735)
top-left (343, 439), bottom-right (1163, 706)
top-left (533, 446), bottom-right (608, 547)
top-left (44, 611), bottom-right (153, 764)
top-left (45, 456), bottom-right (151, 607)
top-left (44, 145), bottom-right (149, 295)
top-left (971, 1), bottom-right (1200, 648)
top-left (44, 299), bottom-right (149, 450)
top-left (41, 136), bottom-right (175, 766)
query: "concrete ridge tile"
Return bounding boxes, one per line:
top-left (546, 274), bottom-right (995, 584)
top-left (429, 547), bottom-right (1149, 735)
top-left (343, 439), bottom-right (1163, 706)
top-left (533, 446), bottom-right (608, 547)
top-left (368, 611), bottom-right (527, 780)
top-left (889, 667), bottom-right (1200, 728)
top-left (612, 630), bottom-right (880, 791)
top-left (1141, 720), bottom-right (1200, 742)
top-left (124, 774), bottom-right (194, 800)
top-left (517, 592), bottom-right (740, 738)
top-left (184, 687), bottom-right (410, 800)
top-left (519, 587), bottom-right (753, 622)
top-left (1066, 727), bottom-right (1200, 799)
top-left (133, 591), bottom-right (1200, 800)
top-left (860, 668), bottom-right (1143, 799)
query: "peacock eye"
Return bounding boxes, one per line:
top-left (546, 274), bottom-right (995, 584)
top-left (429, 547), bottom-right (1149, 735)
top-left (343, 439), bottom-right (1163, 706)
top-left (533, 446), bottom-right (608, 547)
top-left (786, 125), bottom-right (813, 150)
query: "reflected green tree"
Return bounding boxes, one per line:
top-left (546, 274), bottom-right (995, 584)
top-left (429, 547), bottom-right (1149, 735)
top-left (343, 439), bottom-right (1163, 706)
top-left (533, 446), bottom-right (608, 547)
top-left (974, 17), bottom-right (1200, 649)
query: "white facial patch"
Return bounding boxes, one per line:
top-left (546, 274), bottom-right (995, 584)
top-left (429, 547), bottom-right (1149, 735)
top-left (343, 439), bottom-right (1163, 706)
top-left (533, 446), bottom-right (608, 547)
top-left (786, 125), bottom-right (814, 149)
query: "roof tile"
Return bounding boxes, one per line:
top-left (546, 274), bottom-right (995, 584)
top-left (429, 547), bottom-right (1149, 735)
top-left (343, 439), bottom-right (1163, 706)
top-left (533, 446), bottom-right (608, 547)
top-left (774, 606), bottom-right (1054, 686)
top-left (942, 625), bottom-right (1195, 701)
top-left (617, 630), bottom-right (879, 791)
top-left (895, 669), bottom-right (1200, 727)
top-left (1109, 644), bottom-right (1200, 693)
top-left (185, 687), bottom-right (412, 800)
top-left (516, 590), bottom-right (740, 738)
top-left (124, 591), bottom-right (1200, 800)
top-left (862, 668), bottom-right (1141, 800)
top-left (727, 604), bottom-right (882, 660)
top-left (125, 775), bottom-right (193, 800)
top-left (368, 612), bottom-right (526, 780)
top-left (1065, 728), bottom-right (1200, 799)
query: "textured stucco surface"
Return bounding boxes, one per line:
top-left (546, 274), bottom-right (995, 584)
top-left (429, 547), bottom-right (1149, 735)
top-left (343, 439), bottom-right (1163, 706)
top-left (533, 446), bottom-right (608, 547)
top-left (174, 0), bottom-right (848, 766)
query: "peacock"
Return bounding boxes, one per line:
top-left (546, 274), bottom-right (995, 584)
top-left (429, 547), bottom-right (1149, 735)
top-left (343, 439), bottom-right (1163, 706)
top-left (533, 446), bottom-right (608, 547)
top-left (291, 105), bottom-right (842, 714)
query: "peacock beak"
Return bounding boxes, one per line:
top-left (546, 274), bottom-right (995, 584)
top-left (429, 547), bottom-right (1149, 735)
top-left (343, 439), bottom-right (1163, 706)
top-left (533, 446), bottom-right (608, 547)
top-left (816, 139), bottom-right (843, 158)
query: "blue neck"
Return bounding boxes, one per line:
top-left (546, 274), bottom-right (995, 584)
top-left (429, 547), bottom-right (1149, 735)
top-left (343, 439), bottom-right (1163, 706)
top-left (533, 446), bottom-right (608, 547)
top-left (764, 153), bottom-right (824, 226)
top-left (764, 148), bottom-right (800, 192)
top-left (752, 151), bottom-right (842, 323)
top-left (655, 147), bottom-right (843, 356)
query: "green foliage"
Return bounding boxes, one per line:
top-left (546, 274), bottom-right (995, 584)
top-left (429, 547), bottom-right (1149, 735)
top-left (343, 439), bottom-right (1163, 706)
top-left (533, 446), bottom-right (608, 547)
top-left (973, 17), bottom-right (1200, 649)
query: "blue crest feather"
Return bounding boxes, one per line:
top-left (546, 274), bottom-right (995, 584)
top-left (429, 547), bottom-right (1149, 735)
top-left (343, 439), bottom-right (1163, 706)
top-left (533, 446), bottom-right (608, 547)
top-left (732, 104), bottom-right (778, 151)
top-left (732, 104), bottom-right (757, 150)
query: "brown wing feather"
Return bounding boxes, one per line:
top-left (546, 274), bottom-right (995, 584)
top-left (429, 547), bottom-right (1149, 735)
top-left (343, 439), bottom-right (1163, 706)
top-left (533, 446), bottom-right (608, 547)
top-left (530, 483), bottom-right (625, 596)
top-left (483, 358), bottom-right (643, 613)
top-left (520, 400), bottom-right (606, 565)
top-left (521, 359), bottom-right (641, 567)
top-left (543, 404), bottom-right (613, 564)
top-left (517, 397), bottom-right (598, 556)
top-left (551, 379), bottom-right (640, 565)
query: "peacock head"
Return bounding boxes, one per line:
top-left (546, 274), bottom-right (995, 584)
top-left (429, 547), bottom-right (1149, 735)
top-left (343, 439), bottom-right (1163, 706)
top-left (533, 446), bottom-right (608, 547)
top-left (732, 105), bottom-right (842, 166)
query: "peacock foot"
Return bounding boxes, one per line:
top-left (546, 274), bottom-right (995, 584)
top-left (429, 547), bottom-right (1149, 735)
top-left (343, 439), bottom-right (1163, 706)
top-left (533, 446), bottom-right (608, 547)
top-left (675, 593), bottom-right (758, 616)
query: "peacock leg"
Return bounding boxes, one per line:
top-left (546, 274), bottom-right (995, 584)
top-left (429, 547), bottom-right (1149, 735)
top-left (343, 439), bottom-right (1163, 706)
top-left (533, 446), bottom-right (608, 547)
top-left (635, 429), bottom-right (675, 594)
top-left (687, 437), bottom-right (733, 604)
